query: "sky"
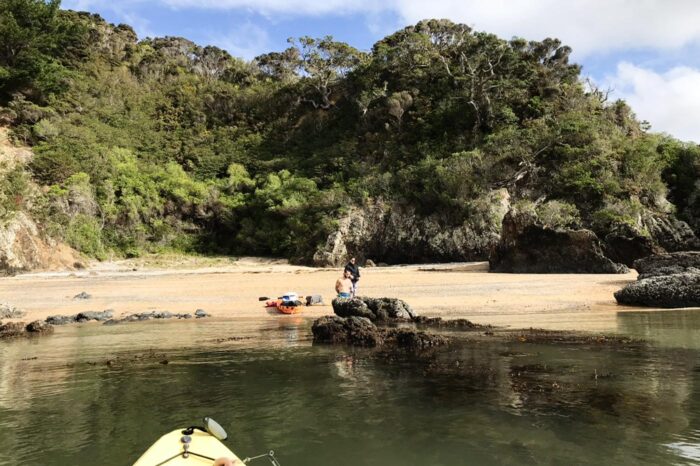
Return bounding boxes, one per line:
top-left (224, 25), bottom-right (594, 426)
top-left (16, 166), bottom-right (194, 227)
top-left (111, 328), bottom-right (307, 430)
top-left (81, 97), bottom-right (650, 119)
top-left (62, 0), bottom-right (700, 143)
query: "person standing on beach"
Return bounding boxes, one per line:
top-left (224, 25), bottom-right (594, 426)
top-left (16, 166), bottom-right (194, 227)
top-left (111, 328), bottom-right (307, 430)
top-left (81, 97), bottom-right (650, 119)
top-left (335, 269), bottom-right (353, 298)
top-left (344, 257), bottom-right (361, 297)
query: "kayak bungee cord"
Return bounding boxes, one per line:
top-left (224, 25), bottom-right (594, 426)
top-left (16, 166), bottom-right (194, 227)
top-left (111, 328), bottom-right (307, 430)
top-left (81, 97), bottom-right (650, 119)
top-left (243, 450), bottom-right (282, 466)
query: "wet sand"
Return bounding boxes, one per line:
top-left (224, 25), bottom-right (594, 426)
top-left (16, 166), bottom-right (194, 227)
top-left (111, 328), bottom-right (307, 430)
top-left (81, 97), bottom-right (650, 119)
top-left (0, 256), bottom-right (656, 332)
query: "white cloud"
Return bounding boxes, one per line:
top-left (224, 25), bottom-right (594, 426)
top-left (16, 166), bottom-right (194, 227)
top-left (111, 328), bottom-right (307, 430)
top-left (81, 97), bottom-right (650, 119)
top-left (162, 0), bottom-right (381, 16)
top-left (605, 62), bottom-right (700, 142)
top-left (208, 22), bottom-right (271, 60)
top-left (390, 0), bottom-right (700, 57)
top-left (155, 0), bottom-right (700, 57)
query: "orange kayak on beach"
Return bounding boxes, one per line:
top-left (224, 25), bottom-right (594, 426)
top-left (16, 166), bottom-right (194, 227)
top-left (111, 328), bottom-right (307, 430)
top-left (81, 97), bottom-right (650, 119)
top-left (265, 299), bottom-right (303, 314)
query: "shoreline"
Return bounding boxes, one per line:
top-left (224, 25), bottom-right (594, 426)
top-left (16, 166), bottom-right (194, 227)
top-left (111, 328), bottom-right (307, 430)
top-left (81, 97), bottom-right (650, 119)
top-left (0, 256), bottom-right (660, 333)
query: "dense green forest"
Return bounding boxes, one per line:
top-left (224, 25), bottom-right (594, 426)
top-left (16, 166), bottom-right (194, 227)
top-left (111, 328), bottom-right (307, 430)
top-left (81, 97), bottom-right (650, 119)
top-left (0, 0), bottom-right (698, 262)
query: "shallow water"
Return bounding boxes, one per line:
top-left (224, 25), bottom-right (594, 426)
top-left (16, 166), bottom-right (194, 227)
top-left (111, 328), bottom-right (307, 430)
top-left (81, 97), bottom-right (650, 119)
top-left (1, 311), bottom-right (699, 465)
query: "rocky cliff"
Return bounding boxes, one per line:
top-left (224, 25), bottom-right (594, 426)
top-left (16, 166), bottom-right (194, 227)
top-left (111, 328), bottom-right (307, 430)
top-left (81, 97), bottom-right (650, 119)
top-left (313, 190), bottom-right (510, 266)
top-left (0, 212), bottom-right (83, 275)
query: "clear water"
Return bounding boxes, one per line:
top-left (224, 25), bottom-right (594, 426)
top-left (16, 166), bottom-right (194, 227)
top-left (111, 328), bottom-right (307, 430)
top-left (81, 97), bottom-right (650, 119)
top-left (1, 311), bottom-right (699, 465)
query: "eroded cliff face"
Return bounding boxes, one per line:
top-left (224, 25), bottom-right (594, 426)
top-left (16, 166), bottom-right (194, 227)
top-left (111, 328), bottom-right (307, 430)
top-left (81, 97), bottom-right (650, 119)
top-left (313, 189), bottom-right (510, 266)
top-left (0, 212), bottom-right (83, 275)
top-left (0, 128), bottom-right (83, 275)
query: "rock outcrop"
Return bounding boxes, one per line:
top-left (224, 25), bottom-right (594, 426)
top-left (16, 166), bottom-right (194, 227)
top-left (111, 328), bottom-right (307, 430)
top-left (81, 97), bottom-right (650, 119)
top-left (311, 315), bottom-right (448, 349)
top-left (643, 214), bottom-right (700, 252)
top-left (602, 223), bottom-right (664, 267)
top-left (489, 210), bottom-right (628, 273)
top-left (634, 251), bottom-right (700, 277)
top-left (332, 296), bottom-right (417, 321)
top-left (0, 212), bottom-right (83, 275)
top-left (614, 252), bottom-right (700, 308)
top-left (313, 191), bottom-right (510, 266)
top-left (614, 272), bottom-right (700, 308)
top-left (0, 320), bottom-right (54, 339)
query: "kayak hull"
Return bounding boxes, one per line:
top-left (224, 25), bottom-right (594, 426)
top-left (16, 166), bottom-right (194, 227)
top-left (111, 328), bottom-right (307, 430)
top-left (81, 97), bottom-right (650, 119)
top-left (133, 429), bottom-right (242, 465)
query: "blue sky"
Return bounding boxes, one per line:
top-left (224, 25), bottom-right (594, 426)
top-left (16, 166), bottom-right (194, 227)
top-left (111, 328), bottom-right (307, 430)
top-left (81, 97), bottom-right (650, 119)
top-left (62, 0), bottom-right (700, 142)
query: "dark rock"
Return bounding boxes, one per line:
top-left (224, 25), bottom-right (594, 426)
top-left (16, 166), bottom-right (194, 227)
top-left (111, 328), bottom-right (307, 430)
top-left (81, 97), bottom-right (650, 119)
top-left (312, 315), bottom-right (383, 347)
top-left (634, 251), bottom-right (700, 276)
top-left (45, 315), bottom-right (77, 325)
top-left (25, 320), bottom-right (54, 334)
top-left (76, 310), bottom-right (114, 322)
top-left (153, 311), bottom-right (173, 319)
top-left (603, 223), bottom-right (664, 267)
top-left (614, 272), bottom-right (700, 308)
top-left (389, 328), bottom-right (448, 349)
top-left (194, 309), bottom-right (209, 318)
top-left (103, 319), bottom-right (120, 326)
top-left (0, 321), bottom-right (26, 339)
top-left (332, 296), bottom-right (416, 321)
top-left (413, 316), bottom-right (487, 329)
top-left (0, 303), bottom-right (25, 319)
top-left (643, 214), bottom-right (700, 252)
top-left (639, 266), bottom-right (700, 280)
top-left (490, 210), bottom-right (628, 273)
top-left (181, 313), bottom-right (193, 319)
top-left (73, 291), bottom-right (92, 300)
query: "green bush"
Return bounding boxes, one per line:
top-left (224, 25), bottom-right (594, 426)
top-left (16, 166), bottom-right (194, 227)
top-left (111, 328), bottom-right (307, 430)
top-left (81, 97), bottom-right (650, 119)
top-left (65, 214), bottom-right (107, 259)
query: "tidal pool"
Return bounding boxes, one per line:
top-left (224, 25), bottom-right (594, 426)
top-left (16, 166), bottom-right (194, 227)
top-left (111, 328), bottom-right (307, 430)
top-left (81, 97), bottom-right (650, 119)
top-left (0, 310), bottom-right (699, 465)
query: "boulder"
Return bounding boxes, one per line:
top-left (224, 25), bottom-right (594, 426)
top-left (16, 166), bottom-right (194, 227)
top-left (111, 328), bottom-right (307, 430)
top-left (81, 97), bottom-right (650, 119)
top-left (312, 315), bottom-right (383, 347)
top-left (45, 315), bottom-right (77, 325)
top-left (311, 315), bottom-right (449, 349)
top-left (389, 328), bottom-right (448, 349)
top-left (602, 223), bottom-right (664, 267)
top-left (0, 321), bottom-right (26, 339)
top-left (634, 251), bottom-right (700, 276)
top-left (332, 296), bottom-right (417, 321)
top-left (614, 272), bottom-right (700, 308)
top-left (490, 210), bottom-right (628, 273)
top-left (25, 320), bottom-right (54, 334)
top-left (75, 310), bottom-right (113, 322)
top-left (73, 291), bottom-right (92, 300)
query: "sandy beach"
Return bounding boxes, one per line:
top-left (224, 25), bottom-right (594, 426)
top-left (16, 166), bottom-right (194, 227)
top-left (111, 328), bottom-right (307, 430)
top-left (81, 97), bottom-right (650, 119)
top-left (0, 256), bottom-right (653, 332)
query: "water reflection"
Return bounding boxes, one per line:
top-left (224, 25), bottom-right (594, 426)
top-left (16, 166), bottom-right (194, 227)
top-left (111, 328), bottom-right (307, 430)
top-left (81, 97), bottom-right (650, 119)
top-left (0, 318), bottom-right (698, 465)
top-left (617, 309), bottom-right (700, 349)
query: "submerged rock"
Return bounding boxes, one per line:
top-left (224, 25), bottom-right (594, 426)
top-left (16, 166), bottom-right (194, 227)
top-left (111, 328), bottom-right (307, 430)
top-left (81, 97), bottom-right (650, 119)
top-left (73, 291), bottom-right (92, 300)
top-left (332, 296), bottom-right (417, 321)
top-left (614, 272), bottom-right (700, 308)
top-left (389, 328), bottom-right (448, 349)
top-left (489, 210), bottom-right (628, 273)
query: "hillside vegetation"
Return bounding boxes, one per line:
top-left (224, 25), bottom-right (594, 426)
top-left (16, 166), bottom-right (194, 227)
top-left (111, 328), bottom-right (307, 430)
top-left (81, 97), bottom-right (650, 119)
top-left (1, 0), bottom-right (698, 263)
